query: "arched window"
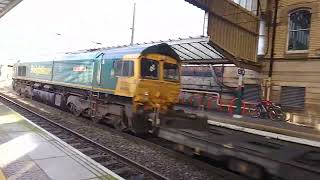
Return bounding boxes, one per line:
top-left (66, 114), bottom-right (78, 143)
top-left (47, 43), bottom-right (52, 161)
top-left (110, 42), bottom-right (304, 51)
top-left (288, 9), bottom-right (311, 51)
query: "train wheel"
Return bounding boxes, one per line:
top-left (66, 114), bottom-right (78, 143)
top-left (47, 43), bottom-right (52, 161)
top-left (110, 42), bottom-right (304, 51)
top-left (92, 117), bottom-right (101, 124)
top-left (81, 108), bottom-right (92, 118)
top-left (17, 88), bottom-right (22, 96)
top-left (114, 118), bottom-right (126, 131)
top-left (68, 103), bottom-right (81, 117)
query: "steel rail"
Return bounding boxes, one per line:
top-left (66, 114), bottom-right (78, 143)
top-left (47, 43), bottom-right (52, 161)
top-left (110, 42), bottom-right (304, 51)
top-left (0, 93), bottom-right (168, 180)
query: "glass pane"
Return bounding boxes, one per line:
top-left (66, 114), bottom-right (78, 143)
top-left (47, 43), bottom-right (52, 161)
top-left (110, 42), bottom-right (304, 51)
top-left (96, 62), bottom-right (101, 84)
top-left (288, 10), bottom-right (311, 51)
top-left (290, 10), bottom-right (311, 30)
top-left (113, 61), bottom-right (134, 77)
top-left (288, 30), bottom-right (310, 51)
top-left (128, 61), bottom-right (134, 76)
top-left (114, 61), bottom-right (122, 76)
top-left (164, 63), bottom-right (179, 81)
top-left (141, 58), bottom-right (158, 79)
top-left (122, 62), bottom-right (129, 76)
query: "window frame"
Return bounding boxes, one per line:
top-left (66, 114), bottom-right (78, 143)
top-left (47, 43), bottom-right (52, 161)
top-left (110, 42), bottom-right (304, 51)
top-left (96, 54), bottom-right (104, 85)
top-left (113, 60), bottom-right (134, 77)
top-left (286, 8), bottom-right (311, 53)
top-left (163, 63), bottom-right (180, 82)
top-left (140, 58), bottom-right (159, 80)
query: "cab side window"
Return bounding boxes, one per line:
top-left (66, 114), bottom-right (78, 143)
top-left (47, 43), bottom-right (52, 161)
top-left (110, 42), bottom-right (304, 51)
top-left (114, 61), bottom-right (134, 77)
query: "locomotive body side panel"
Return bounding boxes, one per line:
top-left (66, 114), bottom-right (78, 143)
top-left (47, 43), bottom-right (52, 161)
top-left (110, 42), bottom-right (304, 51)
top-left (29, 61), bottom-right (53, 81)
top-left (52, 59), bottom-right (95, 87)
top-left (114, 55), bottom-right (140, 98)
top-left (93, 57), bottom-right (119, 94)
top-left (14, 61), bottom-right (53, 82)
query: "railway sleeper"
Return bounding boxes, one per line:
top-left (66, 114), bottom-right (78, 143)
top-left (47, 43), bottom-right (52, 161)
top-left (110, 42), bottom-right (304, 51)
top-left (77, 147), bottom-right (95, 153)
top-left (99, 160), bottom-right (118, 167)
top-left (88, 153), bottom-right (109, 159)
top-left (59, 136), bottom-right (76, 141)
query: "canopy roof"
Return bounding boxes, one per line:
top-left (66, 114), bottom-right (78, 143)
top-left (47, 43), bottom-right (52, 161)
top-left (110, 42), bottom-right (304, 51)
top-left (164, 36), bottom-right (229, 64)
top-left (22, 36), bottom-right (250, 67)
top-left (0, 0), bottom-right (22, 19)
top-left (70, 36), bottom-right (231, 64)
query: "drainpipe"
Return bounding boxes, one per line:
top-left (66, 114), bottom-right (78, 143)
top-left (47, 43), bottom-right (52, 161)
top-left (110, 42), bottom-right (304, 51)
top-left (267, 0), bottom-right (279, 100)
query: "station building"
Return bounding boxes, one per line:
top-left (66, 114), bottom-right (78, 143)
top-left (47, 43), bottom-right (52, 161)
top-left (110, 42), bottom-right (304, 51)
top-left (260, 0), bottom-right (320, 127)
top-left (186, 0), bottom-right (320, 128)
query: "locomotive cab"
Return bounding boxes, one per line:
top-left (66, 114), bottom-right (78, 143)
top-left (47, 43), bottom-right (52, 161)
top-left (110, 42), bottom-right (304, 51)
top-left (131, 49), bottom-right (207, 133)
top-left (134, 54), bottom-right (180, 113)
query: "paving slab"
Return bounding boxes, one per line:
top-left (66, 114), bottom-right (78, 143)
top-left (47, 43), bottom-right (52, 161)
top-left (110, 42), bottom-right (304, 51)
top-left (27, 141), bottom-right (66, 160)
top-left (35, 156), bottom-right (96, 180)
top-left (3, 160), bottom-right (50, 180)
top-left (0, 122), bottom-right (32, 133)
top-left (0, 102), bottom-right (123, 180)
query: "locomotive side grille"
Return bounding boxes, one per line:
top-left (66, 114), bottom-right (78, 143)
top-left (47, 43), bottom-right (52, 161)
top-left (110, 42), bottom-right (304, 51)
top-left (18, 66), bottom-right (27, 76)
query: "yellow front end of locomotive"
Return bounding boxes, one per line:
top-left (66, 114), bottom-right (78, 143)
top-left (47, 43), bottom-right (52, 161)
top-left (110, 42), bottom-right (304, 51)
top-left (133, 53), bottom-right (181, 113)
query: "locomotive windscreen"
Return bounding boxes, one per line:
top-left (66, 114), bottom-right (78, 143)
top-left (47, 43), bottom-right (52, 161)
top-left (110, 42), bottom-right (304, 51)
top-left (164, 63), bottom-right (179, 81)
top-left (141, 58), bottom-right (159, 79)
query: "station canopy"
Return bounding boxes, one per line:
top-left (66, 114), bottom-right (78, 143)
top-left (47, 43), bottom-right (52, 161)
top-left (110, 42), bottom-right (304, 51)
top-left (77, 36), bottom-right (232, 65)
top-left (0, 0), bottom-right (22, 19)
top-left (163, 36), bottom-right (260, 70)
top-left (163, 36), bottom-right (230, 64)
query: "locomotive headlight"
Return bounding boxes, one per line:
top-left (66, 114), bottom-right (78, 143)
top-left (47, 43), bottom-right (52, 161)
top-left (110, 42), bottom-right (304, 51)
top-left (155, 91), bottom-right (160, 98)
top-left (141, 92), bottom-right (149, 102)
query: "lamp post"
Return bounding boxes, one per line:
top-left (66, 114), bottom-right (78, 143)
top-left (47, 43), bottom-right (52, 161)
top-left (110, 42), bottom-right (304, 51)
top-left (130, 2), bottom-right (136, 45)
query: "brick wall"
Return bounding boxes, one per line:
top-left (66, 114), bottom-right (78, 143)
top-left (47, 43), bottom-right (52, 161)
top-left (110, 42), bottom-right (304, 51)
top-left (261, 0), bottom-right (320, 126)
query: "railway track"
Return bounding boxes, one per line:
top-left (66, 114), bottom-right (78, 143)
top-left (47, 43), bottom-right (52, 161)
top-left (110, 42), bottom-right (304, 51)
top-left (0, 89), bottom-right (248, 180)
top-left (0, 94), bottom-right (168, 180)
top-left (2, 89), bottom-right (320, 180)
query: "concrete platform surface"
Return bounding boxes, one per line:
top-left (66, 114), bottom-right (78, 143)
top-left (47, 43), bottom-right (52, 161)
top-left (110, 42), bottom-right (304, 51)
top-left (177, 106), bottom-right (320, 147)
top-left (0, 102), bottom-right (123, 180)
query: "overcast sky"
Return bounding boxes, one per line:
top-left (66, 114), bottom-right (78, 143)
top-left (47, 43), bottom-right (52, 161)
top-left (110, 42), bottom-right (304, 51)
top-left (0, 0), bottom-right (204, 63)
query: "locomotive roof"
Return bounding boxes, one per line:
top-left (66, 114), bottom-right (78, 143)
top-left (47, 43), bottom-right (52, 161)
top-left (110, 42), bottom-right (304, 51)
top-left (58, 43), bottom-right (180, 61)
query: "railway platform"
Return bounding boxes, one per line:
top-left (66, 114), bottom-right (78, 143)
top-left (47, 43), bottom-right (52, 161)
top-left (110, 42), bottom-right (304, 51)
top-left (177, 106), bottom-right (320, 147)
top-left (0, 102), bottom-right (123, 180)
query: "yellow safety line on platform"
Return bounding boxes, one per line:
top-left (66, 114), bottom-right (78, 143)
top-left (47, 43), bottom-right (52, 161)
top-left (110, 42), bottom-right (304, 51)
top-left (0, 169), bottom-right (6, 180)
